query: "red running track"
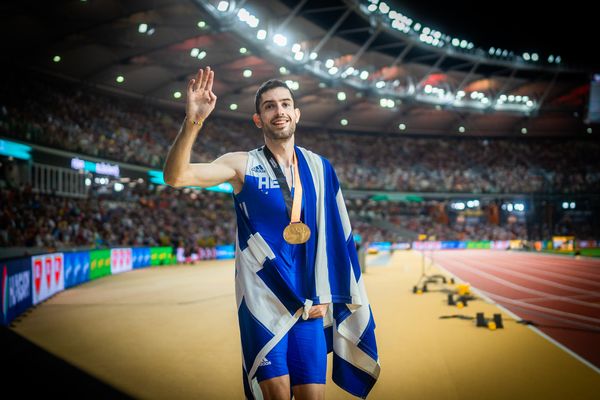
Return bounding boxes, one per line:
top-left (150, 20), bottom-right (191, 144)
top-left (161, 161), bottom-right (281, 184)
top-left (431, 250), bottom-right (600, 369)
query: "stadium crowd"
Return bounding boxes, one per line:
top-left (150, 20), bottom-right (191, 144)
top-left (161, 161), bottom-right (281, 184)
top-left (1, 77), bottom-right (599, 194)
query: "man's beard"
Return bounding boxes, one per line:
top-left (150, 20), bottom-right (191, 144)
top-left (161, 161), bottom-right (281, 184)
top-left (262, 119), bottom-right (296, 141)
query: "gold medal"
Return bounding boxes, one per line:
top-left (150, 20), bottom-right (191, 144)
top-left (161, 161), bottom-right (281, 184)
top-left (283, 222), bottom-right (311, 244)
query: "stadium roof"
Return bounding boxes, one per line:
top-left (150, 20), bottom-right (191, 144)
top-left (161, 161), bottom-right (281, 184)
top-left (2, 0), bottom-right (597, 137)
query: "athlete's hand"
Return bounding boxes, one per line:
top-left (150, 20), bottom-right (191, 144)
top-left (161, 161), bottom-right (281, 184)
top-left (308, 303), bottom-right (330, 319)
top-left (186, 66), bottom-right (217, 122)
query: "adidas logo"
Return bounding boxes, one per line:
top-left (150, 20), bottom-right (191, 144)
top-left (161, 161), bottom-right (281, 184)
top-left (251, 165), bottom-right (267, 173)
top-left (259, 357), bottom-right (272, 367)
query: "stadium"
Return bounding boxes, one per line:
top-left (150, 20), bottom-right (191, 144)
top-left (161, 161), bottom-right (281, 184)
top-left (1, 0), bottom-right (599, 399)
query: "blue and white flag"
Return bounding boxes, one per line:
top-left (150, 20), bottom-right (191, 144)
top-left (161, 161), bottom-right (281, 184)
top-left (234, 146), bottom-right (380, 399)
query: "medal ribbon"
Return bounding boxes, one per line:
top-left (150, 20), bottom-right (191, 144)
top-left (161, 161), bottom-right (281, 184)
top-left (262, 145), bottom-right (303, 224)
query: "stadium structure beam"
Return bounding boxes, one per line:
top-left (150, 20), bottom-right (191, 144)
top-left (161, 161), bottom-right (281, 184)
top-left (309, 7), bottom-right (353, 56)
top-left (276, 0), bottom-right (309, 32)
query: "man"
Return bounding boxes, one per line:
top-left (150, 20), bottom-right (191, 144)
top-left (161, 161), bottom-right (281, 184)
top-left (164, 67), bottom-right (379, 400)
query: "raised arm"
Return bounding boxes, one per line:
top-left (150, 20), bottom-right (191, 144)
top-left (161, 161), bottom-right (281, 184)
top-left (163, 66), bottom-right (245, 189)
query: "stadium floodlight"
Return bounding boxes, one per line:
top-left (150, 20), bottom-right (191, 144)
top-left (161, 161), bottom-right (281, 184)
top-left (521, 128), bottom-right (527, 134)
top-left (279, 66), bottom-right (289, 75)
top-left (239, 47), bottom-right (247, 54)
top-left (309, 52), bottom-right (318, 60)
top-left (458, 126), bottom-right (465, 133)
top-left (562, 202), bottom-right (569, 209)
top-left (294, 51), bottom-right (304, 61)
top-left (514, 203), bottom-right (524, 211)
top-left (367, 4), bottom-right (377, 12)
top-left (344, 67), bottom-right (355, 75)
top-left (507, 204), bottom-right (513, 212)
top-left (114, 182), bottom-right (124, 192)
top-left (398, 123), bottom-right (406, 131)
top-left (379, 2), bottom-right (390, 13)
top-left (53, 55), bottom-right (61, 63)
top-left (273, 33), bottom-right (287, 46)
top-left (197, 20), bottom-right (206, 28)
top-left (360, 70), bottom-right (369, 80)
top-left (570, 202), bottom-right (576, 209)
top-left (197, 51), bottom-right (206, 60)
top-left (257, 29), bottom-right (267, 40)
top-left (243, 69), bottom-right (252, 77)
top-left (588, 127), bottom-right (593, 134)
top-left (116, 75), bottom-right (124, 83)
top-left (375, 81), bottom-right (385, 88)
top-left (340, 118), bottom-right (348, 126)
top-left (325, 59), bottom-right (335, 68)
top-left (190, 48), bottom-right (199, 57)
top-left (173, 91), bottom-right (182, 99)
top-left (85, 178), bottom-right (91, 186)
top-left (217, 1), bottom-right (229, 12)
top-left (328, 67), bottom-right (338, 75)
top-left (548, 55), bottom-right (554, 63)
top-left (555, 56), bottom-right (561, 64)
top-left (424, 85), bottom-right (432, 94)
top-left (337, 91), bottom-right (346, 101)
top-left (523, 52), bottom-right (530, 61)
top-left (531, 53), bottom-right (539, 61)
top-left (138, 23), bottom-right (148, 33)
top-left (230, 103), bottom-right (238, 110)
top-left (291, 43), bottom-right (301, 53)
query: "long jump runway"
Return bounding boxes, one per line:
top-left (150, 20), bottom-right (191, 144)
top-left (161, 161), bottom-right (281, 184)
top-left (7, 251), bottom-right (600, 399)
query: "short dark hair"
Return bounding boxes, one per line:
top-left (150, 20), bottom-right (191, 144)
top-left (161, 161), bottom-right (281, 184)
top-left (254, 79), bottom-right (295, 114)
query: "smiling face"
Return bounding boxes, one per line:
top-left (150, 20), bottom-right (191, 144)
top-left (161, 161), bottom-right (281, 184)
top-left (253, 86), bottom-right (301, 141)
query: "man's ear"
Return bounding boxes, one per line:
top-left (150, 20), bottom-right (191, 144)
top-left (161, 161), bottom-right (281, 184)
top-left (252, 113), bottom-right (262, 128)
top-left (294, 108), bottom-right (301, 123)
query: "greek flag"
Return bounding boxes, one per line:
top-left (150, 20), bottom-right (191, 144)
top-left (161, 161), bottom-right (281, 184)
top-left (234, 146), bottom-right (380, 399)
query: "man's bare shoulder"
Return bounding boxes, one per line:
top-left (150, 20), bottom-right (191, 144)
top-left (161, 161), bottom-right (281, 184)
top-left (214, 151), bottom-right (249, 174)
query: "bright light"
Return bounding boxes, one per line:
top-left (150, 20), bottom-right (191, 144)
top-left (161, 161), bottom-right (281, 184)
top-left (279, 66), bottom-right (289, 75)
top-left (337, 92), bottom-right (346, 101)
top-left (291, 43), bottom-right (301, 53)
top-left (376, 81), bottom-right (385, 88)
top-left (587, 127), bottom-right (593, 134)
top-left (562, 202), bottom-right (569, 209)
top-left (257, 29), bottom-right (267, 40)
top-left (217, 1), bottom-right (229, 12)
top-left (340, 118), bottom-right (348, 126)
top-left (173, 91), bottom-right (182, 99)
top-left (367, 4), bottom-right (377, 12)
top-left (285, 80), bottom-right (299, 90)
top-left (294, 51), bottom-right (304, 61)
top-left (532, 53), bottom-right (539, 61)
top-left (452, 202), bottom-right (465, 210)
top-left (458, 126), bottom-right (465, 133)
top-left (243, 69), bottom-right (252, 78)
top-left (514, 203), bottom-right (525, 212)
top-left (325, 59), bottom-right (335, 68)
top-left (273, 33), bottom-right (287, 46)
top-left (424, 85), bottom-right (432, 94)
top-left (523, 52), bottom-right (530, 61)
top-left (239, 47), bottom-right (247, 54)
top-left (526, 100), bottom-right (533, 107)
top-left (197, 51), bottom-right (206, 60)
top-left (309, 52), bottom-right (318, 60)
top-left (457, 90), bottom-right (465, 98)
top-left (85, 178), bottom-right (91, 186)
top-left (53, 55), bottom-right (61, 63)
top-left (116, 76), bottom-right (124, 83)
top-left (138, 23), bottom-right (148, 33)
top-left (328, 67), bottom-right (338, 75)
top-left (197, 21), bottom-right (206, 28)
top-left (507, 204), bottom-right (513, 212)
top-left (570, 202), bottom-right (576, 209)
top-left (114, 182), bottom-right (124, 192)
top-left (360, 70), bottom-right (369, 80)
top-left (190, 48), bottom-right (199, 57)
top-left (521, 128), bottom-right (527, 134)
top-left (379, 2), bottom-right (390, 13)
top-left (399, 123), bottom-right (406, 131)
top-left (230, 103), bottom-right (238, 110)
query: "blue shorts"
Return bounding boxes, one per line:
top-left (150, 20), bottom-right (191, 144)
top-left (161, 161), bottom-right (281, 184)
top-left (255, 317), bottom-right (327, 386)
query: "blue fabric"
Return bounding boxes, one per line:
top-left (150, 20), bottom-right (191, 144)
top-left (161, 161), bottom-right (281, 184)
top-left (235, 146), bottom-right (379, 399)
top-left (255, 317), bottom-right (327, 386)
